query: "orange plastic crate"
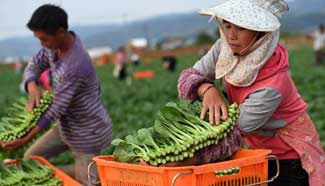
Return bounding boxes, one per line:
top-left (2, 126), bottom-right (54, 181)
top-left (93, 149), bottom-right (274, 186)
top-left (133, 70), bottom-right (155, 79)
top-left (31, 156), bottom-right (81, 186)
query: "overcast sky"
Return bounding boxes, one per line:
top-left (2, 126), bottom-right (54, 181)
top-left (0, 0), bottom-right (223, 41)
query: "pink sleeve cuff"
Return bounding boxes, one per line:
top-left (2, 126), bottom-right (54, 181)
top-left (178, 68), bottom-right (214, 100)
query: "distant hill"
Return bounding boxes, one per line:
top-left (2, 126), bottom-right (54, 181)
top-left (0, 24), bottom-right (119, 58)
top-left (0, 0), bottom-right (324, 58)
top-left (288, 0), bottom-right (325, 15)
top-left (83, 12), bottom-right (217, 49)
top-left (282, 12), bottom-right (325, 33)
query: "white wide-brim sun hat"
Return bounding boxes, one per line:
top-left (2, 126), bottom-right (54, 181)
top-left (199, 0), bottom-right (288, 32)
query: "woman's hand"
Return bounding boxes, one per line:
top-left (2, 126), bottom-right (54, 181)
top-left (25, 81), bottom-right (43, 112)
top-left (198, 83), bottom-right (228, 124)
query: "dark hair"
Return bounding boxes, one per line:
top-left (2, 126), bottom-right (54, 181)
top-left (257, 32), bottom-right (266, 40)
top-left (27, 4), bottom-right (68, 35)
top-left (118, 46), bottom-right (125, 52)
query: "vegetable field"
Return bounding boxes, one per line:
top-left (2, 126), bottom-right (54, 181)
top-left (0, 45), bottom-right (324, 164)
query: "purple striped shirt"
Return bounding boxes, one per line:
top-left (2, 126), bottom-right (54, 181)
top-left (24, 33), bottom-right (112, 153)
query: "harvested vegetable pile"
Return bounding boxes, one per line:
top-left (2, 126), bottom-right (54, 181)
top-left (0, 91), bottom-right (52, 142)
top-left (214, 167), bottom-right (240, 177)
top-left (112, 100), bottom-right (241, 166)
top-left (0, 159), bottom-right (61, 186)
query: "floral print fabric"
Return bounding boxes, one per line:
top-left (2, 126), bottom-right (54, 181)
top-left (215, 28), bottom-right (279, 87)
top-left (278, 112), bottom-right (325, 186)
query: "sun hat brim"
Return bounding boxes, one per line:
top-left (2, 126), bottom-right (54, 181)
top-left (199, 0), bottom-right (280, 32)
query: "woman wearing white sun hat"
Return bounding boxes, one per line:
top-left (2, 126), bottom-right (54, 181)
top-left (178, 0), bottom-right (325, 185)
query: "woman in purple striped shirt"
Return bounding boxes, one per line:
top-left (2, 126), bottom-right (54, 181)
top-left (1, 4), bottom-right (112, 185)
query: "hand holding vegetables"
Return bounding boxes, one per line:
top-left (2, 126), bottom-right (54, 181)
top-left (0, 91), bottom-right (52, 151)
top-left (1, 136), bottom-right (28, 150)
top-left (198, 83), bottom-right (228, 124)
top-left (26, 81), bottom-right (44, 112)
top-left (1, 126), bottom-right (41, 151)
